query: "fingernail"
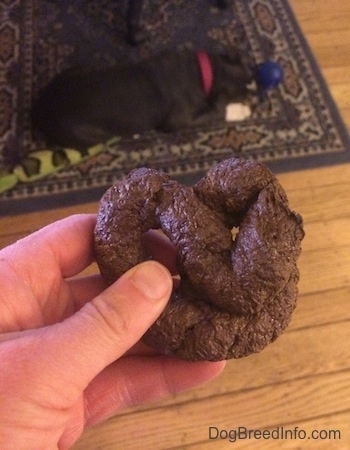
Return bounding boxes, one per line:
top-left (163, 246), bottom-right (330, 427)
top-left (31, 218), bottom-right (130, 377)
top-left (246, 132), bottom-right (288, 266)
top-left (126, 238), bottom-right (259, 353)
top-left (132, 261), bottom-right (172, 302)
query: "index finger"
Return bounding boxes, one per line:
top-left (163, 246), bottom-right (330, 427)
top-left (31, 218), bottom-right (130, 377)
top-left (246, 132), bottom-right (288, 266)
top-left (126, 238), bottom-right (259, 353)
top-left (1, 214), bottom-right (97, 278)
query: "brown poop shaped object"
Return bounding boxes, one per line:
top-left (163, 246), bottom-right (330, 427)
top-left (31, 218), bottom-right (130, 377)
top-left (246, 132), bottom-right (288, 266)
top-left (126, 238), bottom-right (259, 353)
top-left (94, 158), bottom-right (304, 361)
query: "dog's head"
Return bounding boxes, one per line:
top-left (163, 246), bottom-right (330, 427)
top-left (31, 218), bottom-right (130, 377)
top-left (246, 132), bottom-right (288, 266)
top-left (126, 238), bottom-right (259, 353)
top-left (212, 51), bottom-right (253, 102)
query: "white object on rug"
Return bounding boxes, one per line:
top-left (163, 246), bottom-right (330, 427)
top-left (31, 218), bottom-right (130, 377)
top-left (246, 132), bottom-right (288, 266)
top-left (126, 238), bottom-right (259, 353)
top-left (225, 103), bottom-right (251, 122)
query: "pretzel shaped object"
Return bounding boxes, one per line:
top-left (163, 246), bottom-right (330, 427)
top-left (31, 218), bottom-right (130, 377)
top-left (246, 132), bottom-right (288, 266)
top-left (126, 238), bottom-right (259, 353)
top-left (94, 158), bottom-right (304, 361)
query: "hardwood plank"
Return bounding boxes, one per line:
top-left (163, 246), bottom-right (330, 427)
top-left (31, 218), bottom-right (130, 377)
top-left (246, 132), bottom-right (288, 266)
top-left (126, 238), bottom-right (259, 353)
top-left (301, 218), bottom-right (350, 251)
top-left (323, 65), bottom-right (350, 84)
top-left (287, 181), bottom-right (350, 224)
top-left (289, 1), bottom-right (350, 34)
top-left (306, 29), bottom-right (350, 50)
top-left (307, 45), bottom-right (350, 69)
top-left (277, 164), bottom-right (350, 192)
top-left (72, 370), bottom-right (350, 450)
top-left (289, 0), bottom-right (350, 15)
top-left (295, 14), bottom-right (350, 34)
top-left (289, 287), bottom-right (350, 330)
top-left (330, 84), bottom-right (350, 110)
top-left (298, 245), bottom-right (350, 294)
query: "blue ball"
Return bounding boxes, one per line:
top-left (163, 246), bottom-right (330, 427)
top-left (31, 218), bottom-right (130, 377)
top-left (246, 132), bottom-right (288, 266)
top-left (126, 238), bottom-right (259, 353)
top-left (256, 61), bottom-right (284, 90)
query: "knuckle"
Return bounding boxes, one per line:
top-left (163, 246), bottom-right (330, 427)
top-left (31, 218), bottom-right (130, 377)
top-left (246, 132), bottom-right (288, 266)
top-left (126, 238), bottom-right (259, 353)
top-left (88, 295), bottom-right (131, 343)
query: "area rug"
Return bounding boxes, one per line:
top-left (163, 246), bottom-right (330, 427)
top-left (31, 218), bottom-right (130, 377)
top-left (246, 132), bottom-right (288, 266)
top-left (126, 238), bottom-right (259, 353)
top-left (1, 0), bottom-right (349, 215)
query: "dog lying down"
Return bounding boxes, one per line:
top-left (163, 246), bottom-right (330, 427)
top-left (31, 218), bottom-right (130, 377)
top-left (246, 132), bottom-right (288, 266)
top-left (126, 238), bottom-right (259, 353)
top-left (32, 49), bottom-right (252, 149)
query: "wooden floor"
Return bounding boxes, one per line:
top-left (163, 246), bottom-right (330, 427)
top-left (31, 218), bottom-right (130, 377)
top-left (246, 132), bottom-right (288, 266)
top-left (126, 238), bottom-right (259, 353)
top-left (1, 1), bottom-right (350, 448)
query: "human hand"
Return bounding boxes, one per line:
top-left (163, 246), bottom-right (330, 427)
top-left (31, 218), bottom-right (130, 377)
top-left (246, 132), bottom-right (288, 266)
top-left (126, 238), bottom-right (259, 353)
top-left (0, 214), bottom-right (225, 449)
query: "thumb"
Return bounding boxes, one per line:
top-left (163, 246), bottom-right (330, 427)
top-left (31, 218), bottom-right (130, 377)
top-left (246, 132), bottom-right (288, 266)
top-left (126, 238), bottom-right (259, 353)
top-left (42, 261), bottom-right (173, 393)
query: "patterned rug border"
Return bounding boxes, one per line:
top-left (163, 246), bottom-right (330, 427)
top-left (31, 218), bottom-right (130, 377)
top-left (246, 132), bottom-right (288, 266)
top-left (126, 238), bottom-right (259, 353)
top-left (274, 0), bottom-right (350, 171)
top-left (1, 0), bottom-right (349, 216)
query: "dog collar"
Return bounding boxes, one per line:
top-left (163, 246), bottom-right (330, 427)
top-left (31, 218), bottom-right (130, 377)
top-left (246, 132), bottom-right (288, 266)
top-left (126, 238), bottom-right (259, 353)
top-left (196, 51), bottom-right (214, 96)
